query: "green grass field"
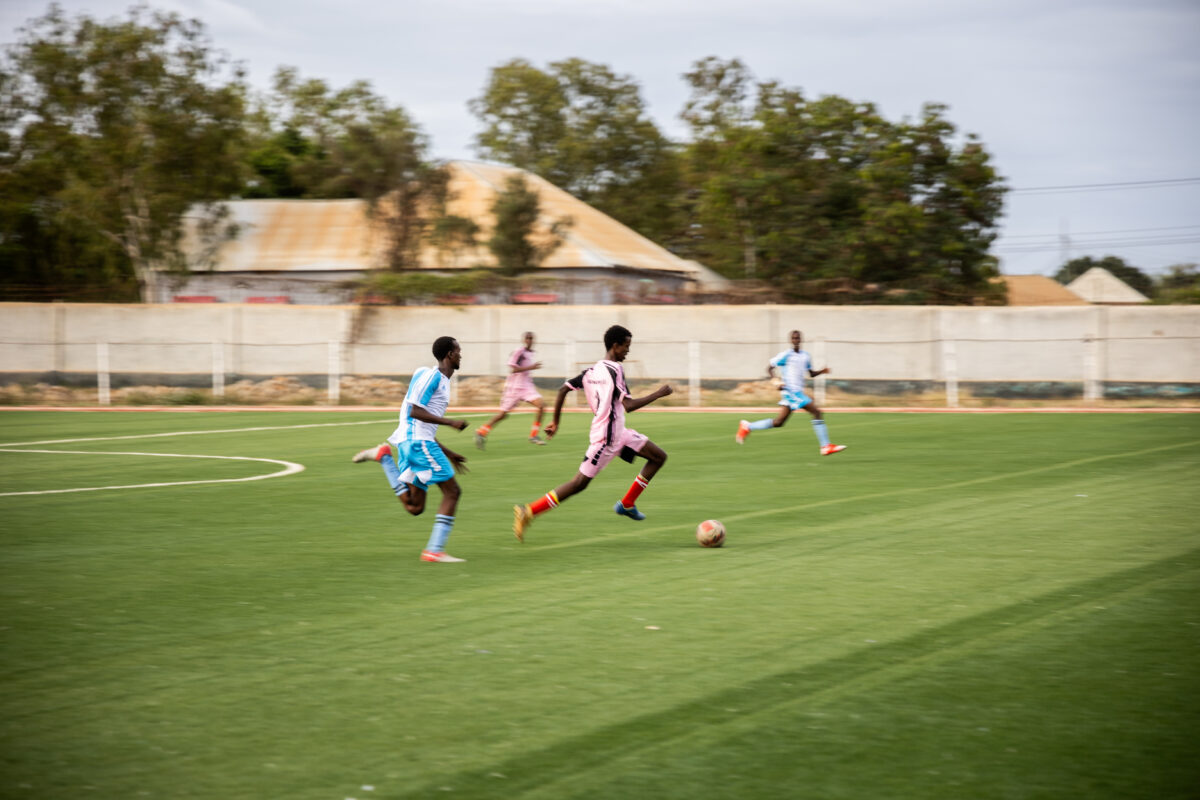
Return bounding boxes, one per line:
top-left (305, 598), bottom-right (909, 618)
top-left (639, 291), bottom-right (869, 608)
top-left (2, 409), bottom-right (1198, 799)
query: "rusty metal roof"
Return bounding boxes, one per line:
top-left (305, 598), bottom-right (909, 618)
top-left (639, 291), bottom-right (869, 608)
top-left (998, 275), bottom-right (1091, 305)
top-left (187, 161), bottom-right (724, 284)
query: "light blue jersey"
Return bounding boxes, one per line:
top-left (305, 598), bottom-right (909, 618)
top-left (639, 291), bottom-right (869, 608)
top-left (389, 365), bottom-right (449, 445)
top-left (770, 349), bottom-right (814, 393)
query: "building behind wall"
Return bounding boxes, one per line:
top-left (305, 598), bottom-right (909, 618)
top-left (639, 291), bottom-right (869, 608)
top-left (168, 160), bottom-right (728, 306)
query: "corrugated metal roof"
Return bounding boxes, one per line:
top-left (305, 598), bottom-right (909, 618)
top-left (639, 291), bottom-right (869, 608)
top-left (186, 161), bottom-right (724, 284)
top-left (998, 275), bottom-right (1090, 306)
top-left (1066, 267), bottom-right (1150, 304)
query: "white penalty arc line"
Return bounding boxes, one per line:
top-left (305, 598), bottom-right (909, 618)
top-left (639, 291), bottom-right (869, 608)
top-left (0, 449), bottom-right (305, 497)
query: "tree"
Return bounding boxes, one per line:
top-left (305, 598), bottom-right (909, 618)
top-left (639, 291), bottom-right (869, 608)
top-left (487, 175), bottom-right (571, 277)
top-left (470, 58), bottom-right (683, 245)
top-left (430, 215), bottom-right (481, 268)
top-left (1054, 255), bottom-right (1154, 298)
top-left (1154, 264), bottom-right (1200, 304)
top-left (0, 4), bottom-right (248, 301)
top-left (246, 67), bottom-right (452, 271)
top-left (679, 58), bottom-right (1006, 304)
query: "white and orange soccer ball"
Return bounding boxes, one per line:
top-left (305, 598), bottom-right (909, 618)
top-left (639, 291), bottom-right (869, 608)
top-left (695, 519), bottom-right (726, 548)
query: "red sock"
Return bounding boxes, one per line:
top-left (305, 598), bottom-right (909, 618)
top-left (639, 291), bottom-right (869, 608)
top-left (529, 490), bottom-right (559, 516)
top-left (620, 474), bottom-right (650, 509)
top-left (530, 421), bottom-right (541, 437)
top-left (478, 424), bottom-right (491, 437)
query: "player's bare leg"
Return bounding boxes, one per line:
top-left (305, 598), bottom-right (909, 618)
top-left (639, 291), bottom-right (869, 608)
top-left (615, 442), bottom-right (667, 521)
top-left (422, 478), bottom-right (465, 563)
top-left (805, 404), bottom-right (845, 455)
top-left (514, 473), bottom-right (592, 542)
top-left (475, 410), bottom-right (508, 450)
top-left (528, 398), bottom-right (547, 444)
top-left (738, 406), bottom-right (791, 443)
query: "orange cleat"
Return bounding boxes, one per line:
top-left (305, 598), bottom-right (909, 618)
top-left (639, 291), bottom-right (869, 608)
top-left (352, 442), bottom-right (391, 463)
top-left (735, 420), bottom-right (750, 445)
top-left (420, 550), bottom-right (466, 563)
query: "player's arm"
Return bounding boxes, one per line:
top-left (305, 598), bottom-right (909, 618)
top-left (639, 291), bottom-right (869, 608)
top-left (510, 361), bottom-right (543, 373)
top-left (409, 404), bottom-right (468, 432)
top-left (623, 384), bottom-right (673, 413)
top-left (545, 371), bottom-right (586, 439)
top-left (438, 440), bottom-right (469, 473)
top-left (809, 366), bottom-right (831, 377)
top-left (768, 353), bottom-right (787, 387)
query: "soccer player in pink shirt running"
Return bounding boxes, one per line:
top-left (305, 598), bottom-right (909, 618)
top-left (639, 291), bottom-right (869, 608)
top-left (475, 331), bottom-right (547, 448)
top-left (512, 325), bottom-right (673, 541)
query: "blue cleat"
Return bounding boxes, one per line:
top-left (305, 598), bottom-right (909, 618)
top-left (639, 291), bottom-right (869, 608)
top-left (614, 501), bottom-right (646, 521)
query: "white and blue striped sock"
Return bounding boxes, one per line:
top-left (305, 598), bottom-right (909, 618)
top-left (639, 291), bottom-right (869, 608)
top-left (379, 454), bottom-right (408, 497)
top-left (426, 514), bottom-right (455, 553)
top-left (749, 418), bottom-right (774, 431)
top-left (811, 419), bottom-right (830, 447)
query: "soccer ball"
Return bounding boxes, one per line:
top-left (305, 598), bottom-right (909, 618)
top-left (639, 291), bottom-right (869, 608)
top-left (695, 519), bottom-right (725, 548)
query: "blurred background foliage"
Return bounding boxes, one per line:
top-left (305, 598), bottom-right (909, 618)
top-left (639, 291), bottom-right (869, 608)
top-left (2, 6), bottom-right (1194, 304)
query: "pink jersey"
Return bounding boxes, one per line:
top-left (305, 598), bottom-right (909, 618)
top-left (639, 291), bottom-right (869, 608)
top-left (506, 347), bottom-right (537, 393)
top-left (580, 359), bottom-right (630, 446)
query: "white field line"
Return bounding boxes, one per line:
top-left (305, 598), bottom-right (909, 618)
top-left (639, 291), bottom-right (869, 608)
top-left (0, 418), bottom-right (397, 448)
top-left (0, 415), bottom-right (505, 448)
top-left (0, 449), bottom-right (305, 497)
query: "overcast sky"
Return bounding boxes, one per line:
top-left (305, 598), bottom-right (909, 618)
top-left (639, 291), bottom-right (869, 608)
top-left (4, 0), bottom-right (1199, 277)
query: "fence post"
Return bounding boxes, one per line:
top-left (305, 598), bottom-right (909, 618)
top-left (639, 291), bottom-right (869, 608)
top-left (96, 342), bottom-right (111, 406)
top-left (943, 339), bottom-right (959, 408)
top-left (212, 341), bottom-right (225, 398)
top-left (1083, 334), bottom-right (1101, 401)
top-left (328, 340), bottom-right (342, 405)
top-left (814, 336), bottom-right (827, 406)
top-left (688, 340), bottom-right (702, 407)
top-left (565, 339), bottom-right (578, 406)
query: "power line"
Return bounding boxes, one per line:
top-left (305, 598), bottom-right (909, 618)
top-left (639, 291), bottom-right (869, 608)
top-left (995, 236), bottom-right (1200, 254)
top-left (1001, 224), bottom-right (1200, 241)
top-left (1009, 177), bottom-right (1200, 195)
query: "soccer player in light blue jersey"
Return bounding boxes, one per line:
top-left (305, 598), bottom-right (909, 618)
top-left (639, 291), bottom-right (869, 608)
top-left (735, 330), bottom-right (846, 455)
top-left (352, 336), bottom-right (472, 563)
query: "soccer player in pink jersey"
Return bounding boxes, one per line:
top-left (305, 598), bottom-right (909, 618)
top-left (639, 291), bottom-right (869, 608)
top-left (474, 331), bottom-right (547, 449)
top-left (512, 325), bottom-right (673, 542)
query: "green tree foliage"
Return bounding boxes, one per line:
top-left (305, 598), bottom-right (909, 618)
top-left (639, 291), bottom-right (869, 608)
top-left (353, 269), bottom-right (505, 305)
top-left (680, 58), bottom-right (1006, 304)
top-left (470, 58), bottom-right (683, 245)
top-left (0, 4), bottom-right (247, 301)
top-left (487, 174), bottom-right (571, 276)
top-left (1054, 255), bottom-right (1154, 298)
top-left (1154, 264), bottom-right (1200, 304)
top-left (429, 215), bottom-right (481, 268)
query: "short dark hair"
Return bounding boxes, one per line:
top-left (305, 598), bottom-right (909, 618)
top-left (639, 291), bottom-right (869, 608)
top-left (432, 336), bottom-right (458, 361)
top-left (604, 324), bottom-right (632, 350)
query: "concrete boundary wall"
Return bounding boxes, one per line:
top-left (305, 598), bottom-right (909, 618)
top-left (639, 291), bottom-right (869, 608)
top-left (2, 303), bottom-right (1198, 395)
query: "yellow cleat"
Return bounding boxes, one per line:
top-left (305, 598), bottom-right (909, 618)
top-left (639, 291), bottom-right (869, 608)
top-left (512, 504), bottom-right (532, 542)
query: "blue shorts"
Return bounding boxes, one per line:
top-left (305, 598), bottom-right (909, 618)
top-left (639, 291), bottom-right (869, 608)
top-left (398, 440), bottom-right (454, 490)
top-left (779, 389), bottom-right (812, 411)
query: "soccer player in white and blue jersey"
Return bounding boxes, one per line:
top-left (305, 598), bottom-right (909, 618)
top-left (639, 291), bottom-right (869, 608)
top-left (735, 330), bottom-right (846, 455)
top-left (352, 336), bottom-right (471, 563)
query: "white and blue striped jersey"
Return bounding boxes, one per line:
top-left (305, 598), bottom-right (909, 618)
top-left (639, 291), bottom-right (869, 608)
top-left (388, 365), bottom-right (449, 444)
top-left (770, 349), bottom-right (815, 393)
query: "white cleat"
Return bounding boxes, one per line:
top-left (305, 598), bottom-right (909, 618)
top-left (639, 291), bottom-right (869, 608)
top-left (353, 443), bottom-right (390, 463)
top-left (420, 550), bottom-right (466, 563)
